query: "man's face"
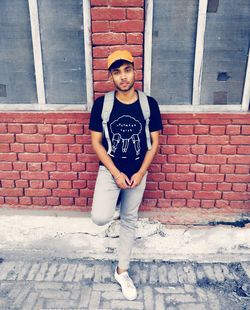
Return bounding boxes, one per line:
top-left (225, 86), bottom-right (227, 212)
top-left (110, 63), bottom-right (135, 92)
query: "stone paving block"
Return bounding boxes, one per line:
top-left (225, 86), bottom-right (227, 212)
top-left (17, 263), bottom-right (31, 281)
top-left (63, 263), bottom-right (77, 282)
top-left (158, 264), bottom-right (168, 284)
top-left (26, 263), bottom-right (41, 281)
top-left (203, 265), bottom-right (217, 281)
top-left (0, 297), bottom-right (6, 308)
top-left (155, 294), bottom-right (165, 310)
top-left (7, 262), bottom-right (24, 281)
top-left (83, 264), bottom-right (95, 282)
top-left (89, 290), bottom-right (101, 310)
top-left (176, 265), bottom-right (188, 284)
top-left (178, 303), bottom-right (206, 310)
top-left (0, 262), bottom-right (15, 280)
top-left (8, 284), bottom-right (23, 300)
top-left (93, 283), bottom-right (119, 291)
top-left (196, 287), bottom-right (208, 302)
top-left (21, 292), bottom-right (39, 310)
top-left (165, 294), bottom-right (196, 304)
top-left (184, 284), bottom-right (195, 293)
top-left (111, 300), bottom-right (144, 309)
top-left (53, 263), bottom-right (68, 281)
top-left (46, 299), bottom-right (77, 308)
top-left (34, 282), bottom-right (63, 290)
top-left (220, 264), bottom-right (235, 280)
top-left (206, 290), bottom-right (221, 310)
top-left (183, 264), bottom-right (197, 284)
top-left (39, 289), bottom-right (71, 300)
top-left (73, 263), bottom-right (86, 282)
top-left (155, 287), bottom-right (185, 294)
top-left (149, 264), bottom-right (159, 284)
top-left (241, 262), bottom-right (250, 279)
top-left (196, 265), bottom-right (206, 280)
top-left (213, 264), bottom-right (225, 282)
top-left (167, 265), bottom-right (178, 284)
top-left (13, 285), bottom-right (31, 308)
top-left (35, 262), bottom-right (49, 281)
top-left (78, 286), bottom-right (92, 308)
top-left (44, 263), bottom-right (58, 281)
top-left (70, 288), bottom-right (81, 300)
top-left (144, 286), bottom-right (154, 310)
top-left (139, 266), bottom-right (149, 284)
top-left (102, 291), bottom-right (124, 300)
top-left (130, 264), bottom-right (141, 284)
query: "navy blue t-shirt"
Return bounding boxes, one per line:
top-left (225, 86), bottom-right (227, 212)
top-left (89, 93), bottom-right (163, 178)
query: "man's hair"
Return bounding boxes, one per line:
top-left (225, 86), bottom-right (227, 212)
top-left (109, 60), bottom-right (134, 72)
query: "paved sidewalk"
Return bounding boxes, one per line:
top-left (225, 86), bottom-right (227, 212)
top-left (0, 257), bottom-right (250, 310)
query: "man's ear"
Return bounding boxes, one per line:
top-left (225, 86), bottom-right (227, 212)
top-left (108, 71), bottom-right (113, 82)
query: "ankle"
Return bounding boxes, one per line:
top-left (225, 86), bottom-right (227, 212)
top-left (117, 266), bottom-right (127, 275)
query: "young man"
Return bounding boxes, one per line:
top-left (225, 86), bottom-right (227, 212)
top-left (89, 50), bottom-right (162, 300)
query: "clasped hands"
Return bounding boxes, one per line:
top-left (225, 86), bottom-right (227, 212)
top-left (114, 171), bottom-right (144, 189)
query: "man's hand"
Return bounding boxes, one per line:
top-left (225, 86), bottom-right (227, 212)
top-left (130, 172), bottom-right (144, 189)
top-left (115, 172), bottom-right (131, 189)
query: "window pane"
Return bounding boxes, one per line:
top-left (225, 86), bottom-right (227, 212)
top-left (0, 0), bottom-right (37, 104)
top-left (150, 0), bottom-right (199, 105)
top-left (201, 0), bottom-right (250, 105)
top-left (38, 0), bottom-right (87, 104)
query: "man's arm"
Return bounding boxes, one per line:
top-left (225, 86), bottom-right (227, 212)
top-left (91, 130), bottom-right (131, 189)
top-left (130, 130), bottom-right (160, 188)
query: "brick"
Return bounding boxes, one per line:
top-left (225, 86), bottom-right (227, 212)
top-left (237, 146), bottom-right (250, 154)
top-left (232, 183), bottom-right (247, 192)
top-left (166, 173), bottom-right (195, 182)
top-left (25, 188), bottom-right (51, 197)
top-left (163, 125), bottom-right (178, 135)
top-left (21, 171), bottom-right (48, 180)
top-left (91, 8), bottom-right (126, 20)
top-left (51, 172), bottom-right (77, 181)
top-left (187, 199), bottom-right (201, 207)
top-left (110, 0), bottom-right (144, 7)
top-left (235, 165), bottom-right (249, 173)
top-left (22, 124), bottom-right (37, 134)
top-left (24, 144), bottom-right (39, 152)
top-left (57, 163), bottom-right (71, 172)
top-left (110, 20), bottom-right (143, 32)
top-left (18, 153), bottom-right (46, 162)
top-left (15, 180), bottom-right (29, 188)
top-left (210, 126), bottom-right (225, 135)
top-left (194, 125), bottom-right (209, 134)
top-left (126, 33), bottom-right (143, 44)
top-left (40, 144), bottom-right (53, 153)
top-left (178, 125), bottom-right (194, 135)
top-left (53, 189), bottom-right (78, 197)
top-left (204, 165), bottom-right (220, 174)
top-left (5, 197), bottom-right (19, 205)
top-left (48, 154), bottom-right (76, 163)
top-left (0, 171), bottom-right (19, 180)
top-left (42, 162), bottom-right (56, 171)
top-left (30, 180), bottom-right (43, 189)
top-left (37, 124), bottom-right (52, 134)
top-left (0, 162), bottom-right (12, 170)
top-left (231, 136), bottom-right (250, 144)
top-left (194, 191), bottom-right (221, 199)
top-left (46, 135), bottom-right (75, 144)
top-left (168, 136), bottom-right (197, 144)
top-left (226, 125), bottom-right (241, 135)
top-left (227, 155), bottom-right (250, 164)
top-left (220, 164), bottom-right (235, 173)
top-left (221, 146), bottom-right (237, 154)
top-left (94, 80), bottom-right (114, 92)
top-left (91, 0), bottom-right (108, 5)
top-left (242, 125), bottom-right (250, 134)
top-left (47, 197), bottom-right (60, 206)
top-left (198, 155), bottom-right (226, 164)
top-left (10, 143), bottom-right (24, 152)
top-left (93, 58), bottom-right (107, 69)
top-left (8, 124), bottom-right (22, 133)
top-left (161, 145), bottom-right (175, 154)
top-left (167, 191), bottom-right (192, 199)
top-left (225, 174), bottom-right (250, 183)
top-left (143, 190), bottom-right (164, 199)
top-left (168, 155), bottom-right (196, 164)
top-left (217, 183), bottom-right (232, 191)
top-left (203, 183), bottom-right (217, 191)
top-left (16, 134), bottom-right (44, 143)
top-left (52, 125), bottom-right (68, 134)
top-left (187, 183), bottom-right (202, 191)
top-left (201, 200), bottom-right (215, 208)
top-left (0, 124), bottom-right (7, 133)
top-left (93, 70), bottom-right (109, 80)
top-left (0, 134), bottom-right (14, 143)
top-left (127, 8), bottom-right (144, 19)
top-left (92, 33), bottom-right (125, 45)
top-left (206, 145), bottom-right (221, 155)
top-left (19, 197), bottom-right (32, 205)
top-left (176, 165), bottom-right (189, 173)
top-left (0, 153), bottom-right (17, 161)
top-left (198, 135), bottom-right (229, 144)
top-left (190, 164), bottom-right (205, 173)
top-left (71, 163), bottom-right (86, 172)
top-left (58, 181), bottom-right (72, 189)
top-left (92, 21), bottom-right (110, 33)
top-left (69, 144), bottom-right (82, 153)
top-left (191, 145), bottom-right (206, 154)
top-left (176, 145), bottom-right (190, 154)
top-left (223, 192), bottom-right (249, 201)
top-left (0, 188), bottom-right (23, 196)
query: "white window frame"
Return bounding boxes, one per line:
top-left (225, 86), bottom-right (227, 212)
top-left (144, 0), bottom-right (250, 112)
top-left (0, 0), bottom-right (93, 111)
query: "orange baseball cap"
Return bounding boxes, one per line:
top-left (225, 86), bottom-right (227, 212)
top-left (107, 50), bottom-right (134, 69)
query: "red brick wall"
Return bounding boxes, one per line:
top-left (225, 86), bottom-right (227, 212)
top-left (0, 112), bottom-right (249, 211)
top-left (0, 1), bottom-right (249, 217)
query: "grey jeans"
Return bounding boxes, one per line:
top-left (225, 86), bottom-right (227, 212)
top-left (91, 165), bottom-right (147, 270)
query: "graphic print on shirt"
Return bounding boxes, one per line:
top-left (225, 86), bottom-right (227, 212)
top-left (110, 115), bottom-right (142, 156)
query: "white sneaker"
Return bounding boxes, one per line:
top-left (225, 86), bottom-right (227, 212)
top-left (113, 208), bottom-right (120, 220)
top-left (114, 267), bottom-right (137, 300)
